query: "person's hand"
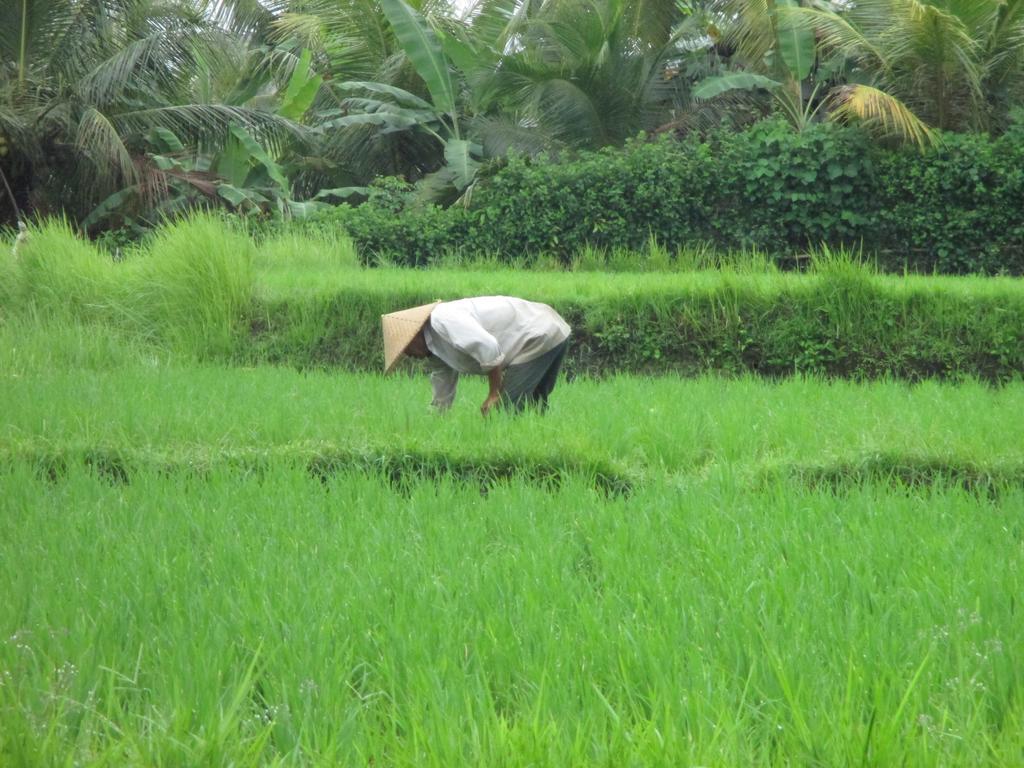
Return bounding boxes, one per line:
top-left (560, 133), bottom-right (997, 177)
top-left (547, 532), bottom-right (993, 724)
top-left (481, 393), bottom-right (500, 416)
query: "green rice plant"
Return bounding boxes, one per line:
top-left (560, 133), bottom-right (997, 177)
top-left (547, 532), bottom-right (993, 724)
top-left (5, 211), bottom-right (1022, 765)
top-left (674, 240), bottom-right (719, 271)
top-left (807, 241), bottom-right (876, 276)
top-left (570, 242), bottom-right (609, 272)
top-left (430, 249), bottom-right (559, 272)
top-left (2, 463), bottom-right (1022, 765)
top-left (0, 255), bottom-right (15, 314)
top-left (606, 245), bottom-right (643, 272)
top-left (3, 368), bottom-right (1023, 488)
top-left (526, 252), bottom-right (566, 272)
top-left (7, 215), bottom-right (1024, 379)
top-left (0, 224), bottom-right (17, 304)
top-left (0, 316), bottom-right (162, 374)
top-left (643, 234), bottom-right (673, 271)
top-left (254, 228), bottom-right (359, 273)
top-left (722, 245), bottom-right (778, 274)
top-left (246, 260), bottom-right (1024, 378)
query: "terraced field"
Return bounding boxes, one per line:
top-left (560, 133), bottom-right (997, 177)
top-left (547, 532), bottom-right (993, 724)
top-left (2, 220), bottom-right (1023, 765)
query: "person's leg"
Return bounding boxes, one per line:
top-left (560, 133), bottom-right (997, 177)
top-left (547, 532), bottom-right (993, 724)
top-left (500, 340), bottom-right (569, 411)
top-left (530, 340), bottom-right (568, 408)
top-left (499, 357), bottom-right (546, 411)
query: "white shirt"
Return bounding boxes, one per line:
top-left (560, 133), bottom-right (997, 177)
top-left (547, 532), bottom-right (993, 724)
top-left (424, 296), bottom-right (571, 409)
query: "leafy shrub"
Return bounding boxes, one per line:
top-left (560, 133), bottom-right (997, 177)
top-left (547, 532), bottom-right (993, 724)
top-left (874, 130), bottom-right (1024, 274)
top-left (309, 119), bottom-right (1024, 274)
top-left (295, 177), bottom-right (469, 266)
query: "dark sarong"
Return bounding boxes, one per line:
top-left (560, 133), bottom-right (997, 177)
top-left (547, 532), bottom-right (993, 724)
top-left (500, 338), bottom-right (570, 412)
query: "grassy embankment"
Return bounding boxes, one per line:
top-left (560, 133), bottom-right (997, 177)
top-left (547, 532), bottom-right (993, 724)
top-left (3, 216), bottom-right (1023, 379)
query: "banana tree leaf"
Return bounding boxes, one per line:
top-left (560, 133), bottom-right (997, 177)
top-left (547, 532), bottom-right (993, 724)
top-left (285, 200), bottom-right (328, 218)
top-left (379, 0), bottom-right (456, 116)
top-left (279, 49), bottom-right (323, 120)
top-left (149, 128), bottom-right (184, 153)
top-left (444, 138), bottom-right (482, 191)
top-left (338, 98), bottom-right (438, 123)
top-left (151, 154), bottom-right (181, 171)
top-left (217, 183), bottom-right (269, 209)
top-left (693, 73), bottom-right (781, 100)
top-left (436, 28), bottom-right (486, 75)
top-left (775, 0), bottom-right (815, 82)
top-left (216, 132), bottom-right (252, 187)
top-left (313, 186), bottom-right (370, 200)
top-left (413, 166), bottom-right (457, 205)
top-left (226, 58), bottom-right (274, 106)
top-left (322, 113), bottom-right (422, 132)
top-left (163, 168), bottom-right (219, 197)
top-left (227, 123), bottom-right (291, 194)
top-left (337, 81), bottom-right (435, 110)
top-left (82, 186), bottom-right (138, 229)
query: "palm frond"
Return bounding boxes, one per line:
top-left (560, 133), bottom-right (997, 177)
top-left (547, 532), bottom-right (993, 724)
top-left (0, 106), bottom-right (31, 147)
top-left (270, 0), bottom-right (394, 80)
top-left (76, 106), bottom-right (139, 190)
top-left (1, 0), bottom-right (79, 85)
top-left (711, 0), bottom-right (776, 72)
top-left (76, 32), bottom-right (179, 107)
top-left (982, 0), bottom-right (1024, 67)
top-left (468, 113), bottom-right (559, 156)
top-left (532, 78), bottom-right (604, 145)
top-left (112, 104), bottom-right (309, 151)
top-left (788, 7), bottom-right (889, 74)
top-left (459, 0), bottom-right (532, 52)
top-left (272, 12), bottom-right (327, 49)
top-left (829, 84), bottom-right (935, 148)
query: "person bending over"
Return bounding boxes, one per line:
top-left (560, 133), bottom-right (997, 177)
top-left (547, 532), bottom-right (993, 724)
top-left (382, 296), bottom-right (571, 415)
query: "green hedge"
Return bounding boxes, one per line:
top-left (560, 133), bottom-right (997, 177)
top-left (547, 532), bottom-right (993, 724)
top-left (304, 119), bottom-right (1024, 274)
top-left (246, 264), bottom-right (1024, 381)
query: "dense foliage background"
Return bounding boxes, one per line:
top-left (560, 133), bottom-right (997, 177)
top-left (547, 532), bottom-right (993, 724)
top-left (3, 0), bottom-right (1024, 269)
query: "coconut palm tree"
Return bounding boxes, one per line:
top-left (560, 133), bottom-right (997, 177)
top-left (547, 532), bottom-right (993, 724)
top-left (800, 0), bottom-right (1024, 132)
top-left (698, 0), bottom-right (1024, 141)
top-left (269, 0), bottom-right (464, 189)
top-left (0, 0), bottom-right (304, 226)
top-left (484, 0), bottom-right (694, 148)
top-left (312, 0), bottom-right (699, 203)
top-left (684, 0), bottom-right (933, 143)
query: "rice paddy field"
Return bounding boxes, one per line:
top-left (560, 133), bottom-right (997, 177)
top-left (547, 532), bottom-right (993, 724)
top-left (2, 219), bottom-right (1024, 766)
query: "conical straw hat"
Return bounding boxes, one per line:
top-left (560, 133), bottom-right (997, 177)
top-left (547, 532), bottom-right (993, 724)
top-left (381, 300), bottom-right (442, 374)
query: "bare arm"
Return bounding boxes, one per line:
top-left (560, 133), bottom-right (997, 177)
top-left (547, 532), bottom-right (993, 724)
top-left (481, 366), bottom-right (503, 416)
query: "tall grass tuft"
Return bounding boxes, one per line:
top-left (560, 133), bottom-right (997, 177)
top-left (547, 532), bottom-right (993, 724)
top-left (808, 242), bottom-right (876, 277)
top-left (808, 244), bottom-right (880, 337)
top-left (11, 217), bottom-right (117, 322)
top-left (3, 215), bottom-right (255, 359)
top-left (125, 215), bottom-right (255, 357)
